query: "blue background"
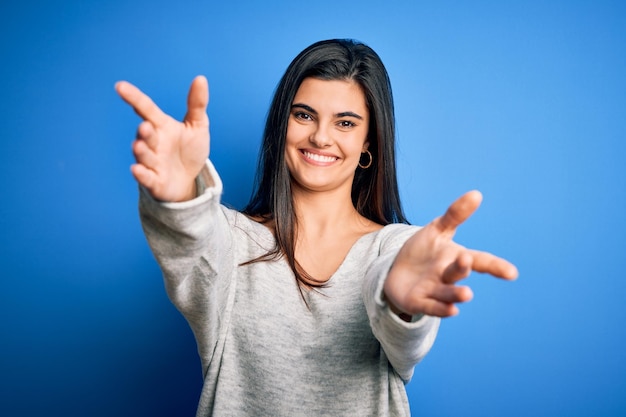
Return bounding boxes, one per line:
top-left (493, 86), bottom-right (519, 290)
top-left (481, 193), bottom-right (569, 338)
top-left (1, 0), bottom-right (624, 416)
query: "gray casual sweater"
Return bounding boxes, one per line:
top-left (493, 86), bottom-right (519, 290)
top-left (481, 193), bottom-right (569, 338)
top-left (139, 160), bottom-right (440, 416)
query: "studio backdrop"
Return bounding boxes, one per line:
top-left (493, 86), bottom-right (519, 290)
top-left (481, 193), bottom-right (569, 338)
top-left (1, 1), bottom-right (624, 416)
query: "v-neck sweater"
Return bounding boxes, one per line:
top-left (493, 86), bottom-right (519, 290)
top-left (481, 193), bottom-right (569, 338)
top-left (138, 160), bottom-right (440, 417)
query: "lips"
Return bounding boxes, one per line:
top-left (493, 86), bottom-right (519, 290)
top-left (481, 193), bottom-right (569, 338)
top-left (302, 150), bottom-right (339, 163)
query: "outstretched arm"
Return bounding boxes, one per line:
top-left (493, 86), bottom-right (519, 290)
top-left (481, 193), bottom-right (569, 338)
top-left (384, 190), bottom-right (518, 319)
top-left (115, 76), bottom-right (210, 202)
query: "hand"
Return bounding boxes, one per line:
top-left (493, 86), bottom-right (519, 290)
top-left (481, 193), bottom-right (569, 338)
top-left (383, 190), bottom-right (518, 318)
top-left (115, 76), bottom-right (210, 202)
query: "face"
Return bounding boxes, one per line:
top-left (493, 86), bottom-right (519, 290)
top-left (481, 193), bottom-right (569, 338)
top-left (285, 77), bottom-right (370, 195)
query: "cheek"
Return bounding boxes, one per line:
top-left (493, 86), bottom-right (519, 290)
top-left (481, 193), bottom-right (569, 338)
top-left (284, 124), bottom-right (299, 167)
top-left (352, 131), bottom-right (370, 153)
top-left (285, 129), bottom-right (298, 151)
top-left (286, 121), bottom-right (307, 145)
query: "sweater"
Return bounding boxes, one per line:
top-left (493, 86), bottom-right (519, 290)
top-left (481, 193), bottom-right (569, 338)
top-left (138, 160), bottom-right (440, 416)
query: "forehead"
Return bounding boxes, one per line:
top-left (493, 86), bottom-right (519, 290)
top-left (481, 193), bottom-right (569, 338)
top-left (293, 77), bottom-right (368, 115)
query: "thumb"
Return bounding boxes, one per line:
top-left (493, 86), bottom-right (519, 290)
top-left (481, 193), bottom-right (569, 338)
top-left (434, 190), bottom-right (482, 233)
top-left (184, 75), bottom-right (209, 124)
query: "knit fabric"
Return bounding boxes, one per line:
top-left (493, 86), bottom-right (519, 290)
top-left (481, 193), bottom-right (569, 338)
top-left (139, 160), bottom-right (440, 416)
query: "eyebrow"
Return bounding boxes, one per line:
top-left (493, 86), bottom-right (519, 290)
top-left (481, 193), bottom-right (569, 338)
top-left (291, 103), bottom-right (364, 120)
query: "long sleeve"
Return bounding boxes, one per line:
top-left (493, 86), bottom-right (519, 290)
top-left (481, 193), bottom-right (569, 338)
top-left (362, 224), bottom-right (441, 382)
top-left (139, 159), bottom-right (231, 289)
top-left (138, 160), bottom-right (237, 373)
top-left (137, 164), bottom-right (441, 416)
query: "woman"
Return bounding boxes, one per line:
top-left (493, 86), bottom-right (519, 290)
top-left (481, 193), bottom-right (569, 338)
top-left (116, 39), bottom-right (517, 416)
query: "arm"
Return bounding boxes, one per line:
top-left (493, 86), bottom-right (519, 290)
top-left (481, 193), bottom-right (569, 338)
top-left (116, 77), bottom-right (233, 310)
top-left (117, 79), bottom-right (235, 369)
top-left (365, 192), bottom-right (518, 381)
top-left (139, 160), bottom-right (232, 295)
top-left (363, 225), bottom-right (440, 382)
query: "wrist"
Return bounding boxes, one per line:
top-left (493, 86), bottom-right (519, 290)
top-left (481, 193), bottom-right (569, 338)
top-left (383, 293), bottom-right (413, 322)
top-left (170, 179), bottom-right (198, 203)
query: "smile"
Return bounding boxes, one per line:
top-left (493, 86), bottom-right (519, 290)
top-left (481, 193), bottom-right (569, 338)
top-left (302, 150), bottom-right (339, 163)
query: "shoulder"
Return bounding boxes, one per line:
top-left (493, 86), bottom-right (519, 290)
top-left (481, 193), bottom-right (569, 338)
top-left (348, 223), bottom-right (420, 258)
top-left (223, 208), bottom-right (275, 251)
top-left (375, 223), bottom-right (421, 252)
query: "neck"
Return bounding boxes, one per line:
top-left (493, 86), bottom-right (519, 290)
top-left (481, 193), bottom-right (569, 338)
top-left (291, 184), bottom-right (368, 238)
top-left (288, 182), bottom-right (382, 284)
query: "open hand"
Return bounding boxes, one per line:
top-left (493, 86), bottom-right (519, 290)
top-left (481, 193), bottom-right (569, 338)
top-left (115, 76), bottom-right (210, 202)
top-left (384, 190), bottom-right (518, 318)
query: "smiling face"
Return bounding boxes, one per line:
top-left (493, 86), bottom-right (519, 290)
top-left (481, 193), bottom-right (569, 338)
top-left (285, 77), bottom-right (370, 195)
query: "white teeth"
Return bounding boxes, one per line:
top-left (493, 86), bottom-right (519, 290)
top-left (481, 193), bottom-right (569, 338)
top-left (304, 151), bottom-right (337, 163)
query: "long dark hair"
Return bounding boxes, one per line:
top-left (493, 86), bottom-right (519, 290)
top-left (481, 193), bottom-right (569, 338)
top-left (242, 39), bottom-right (408, 288)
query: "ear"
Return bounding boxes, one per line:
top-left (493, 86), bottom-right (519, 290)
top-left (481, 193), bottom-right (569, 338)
top-left (362, 141), bottom-right (370, 152)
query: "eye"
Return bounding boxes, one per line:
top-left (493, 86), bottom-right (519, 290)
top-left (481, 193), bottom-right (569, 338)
top-left (338, 120), bottom-right (356, 128)
top-left (294, 111), bottom-right (313, 121)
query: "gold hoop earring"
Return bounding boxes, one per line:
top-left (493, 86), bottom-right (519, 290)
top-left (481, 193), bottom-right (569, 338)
top-left (359, 150), bottom-right (373, 169)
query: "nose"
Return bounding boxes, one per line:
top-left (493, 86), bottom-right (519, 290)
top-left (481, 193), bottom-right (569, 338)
top-left (309, 124), bottom-right (333, 148)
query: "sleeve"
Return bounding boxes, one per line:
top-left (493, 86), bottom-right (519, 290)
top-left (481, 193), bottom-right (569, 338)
top-left (138, 160), bottom-right (236, 366)
top-left (362, 225), bottom-right (441, 382)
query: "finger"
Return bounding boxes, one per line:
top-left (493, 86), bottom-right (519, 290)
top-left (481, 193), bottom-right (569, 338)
top-left (399, 285), bottom-right (471, 318)
top-left (429, 283), bottom-right (474, 304)
top-left (184, 75), bottom-right (209, 125)
top-left (132, 139), bottom-right (158, 169)
top-left (130, 163), bottom-right (157, 191)
top-left (434, 190), bottom-right (483, 233)
top-left (469, 250), bottom-right (519, 280)
top-left (115, 81), bottom-right (169, 127)
top-left (441, 251), bottom-right (473, 284)
top-left (410, 298), bottom-right (460, 318)
top-left (136, 121), bottom-right (158, 149)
